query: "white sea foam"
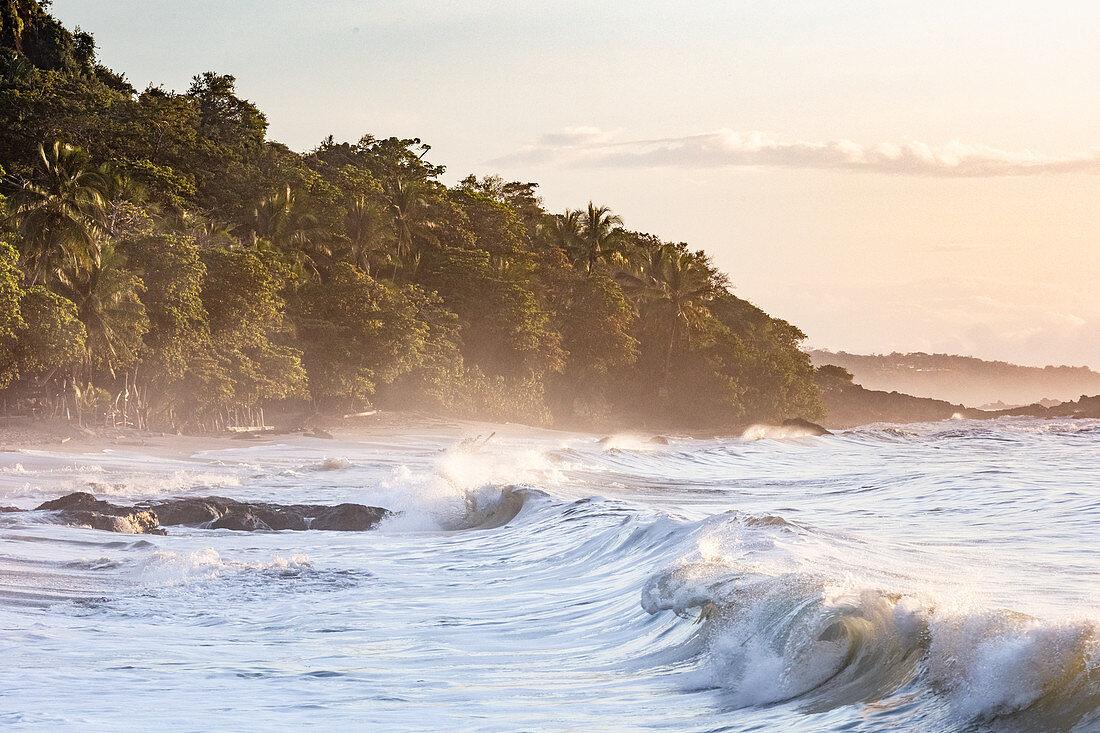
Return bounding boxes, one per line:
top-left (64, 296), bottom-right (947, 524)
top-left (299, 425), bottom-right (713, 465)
top-left (140, 548), bottom-right (312, 586)
top-left (0, 418), bottom-right (1097, 730)
top-left (372, 443), bottom-right (561, 531)
top-left (642, 516), bottom-right (1100, 726)
top-left (741, 423), bottom-right (823, 440)
top-left (315, 457), bottom-right (353, 471)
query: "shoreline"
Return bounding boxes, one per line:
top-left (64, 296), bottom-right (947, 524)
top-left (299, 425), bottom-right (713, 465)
top-left (0, 411), bottom-right (593, 457)
top-left (3, 406), bottom-right (1097, 460)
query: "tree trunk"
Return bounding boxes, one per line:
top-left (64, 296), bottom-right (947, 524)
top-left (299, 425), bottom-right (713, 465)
top-left (661, 318), bottom-right (678, 401)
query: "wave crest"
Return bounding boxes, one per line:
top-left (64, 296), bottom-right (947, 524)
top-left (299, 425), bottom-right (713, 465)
top-left (642, 556), bottom-right (1100, 727)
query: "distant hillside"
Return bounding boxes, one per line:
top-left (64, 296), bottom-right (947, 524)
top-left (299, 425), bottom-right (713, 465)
top-left (813, 367), bottom-right (969, 429)
top-left (813, 364), bottom-right (1100, 428)
top-left (809, 351), bottom-right (1100, 407)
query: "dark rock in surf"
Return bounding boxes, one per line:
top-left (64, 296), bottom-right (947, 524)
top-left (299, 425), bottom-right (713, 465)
top-left (310, 503), bottom-right (387, 531)
top-left (63, 509), bottom-right (162, 534)
top-left (36, 491), bottom-right (110, 513)
top-left (151, 498), bottom-right (225, 526)
top-left (781, 418), bottom-right (832, 436)
top-left (30, 491), bottom-right (391, 535)
top-left (255, 507), bottom-right (310, 531)
top-left (648, 435), bottom-right (671, 445)
top-left (35, 492), bottom-right (166, 535)
top-left (210, 509), bottom-right (271, 531)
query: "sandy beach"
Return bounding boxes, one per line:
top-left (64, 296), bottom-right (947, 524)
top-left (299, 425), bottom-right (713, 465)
top-left (0, 411), bottom-right (585, 458)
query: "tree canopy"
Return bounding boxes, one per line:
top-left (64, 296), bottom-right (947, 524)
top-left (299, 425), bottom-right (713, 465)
top-left (0, 0), bottom-right (823, 430)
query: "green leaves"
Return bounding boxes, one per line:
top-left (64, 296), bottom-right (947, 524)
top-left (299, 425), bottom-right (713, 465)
top-left (0, 1), bottom-right (826, 430)
top-left (293, 263), bottom-right (429, 409)
top-left (9, 141), bottom-right (106, 283)
top-left (10, 285), bottom-right (86, 382)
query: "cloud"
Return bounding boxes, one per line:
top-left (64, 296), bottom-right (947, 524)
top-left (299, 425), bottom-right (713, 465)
top-left (495, 128), bottom-right (1100, 177)
top-left (534, 126), bottom-right (617, 147)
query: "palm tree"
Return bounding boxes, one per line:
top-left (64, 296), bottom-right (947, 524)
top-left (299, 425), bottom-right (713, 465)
top-left (247, 186), bottom-right (328, 278)
top-left (384, 177), bottom-right (438, 277)
top-left (576, 202), bottom-right (626, 275)
top-left (55, 242), bottom-right (148, 382)
top-left (340, 196), bottom-right (391, 275)
top-left (546, 209), bottom-right (583, 258)
top-left (8, 142), bottom-right (106, 284)
top-left (99, 165), bottom-right (152, 238)
top-left (249, 186), bottom-right (321, 247)
top-left (619, 243), bottom-right (717, 398)
top-left (194, 218), bottom-right (237, 249)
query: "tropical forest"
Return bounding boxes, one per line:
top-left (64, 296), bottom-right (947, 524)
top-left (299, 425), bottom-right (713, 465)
top-left (0, 0), bottom-right (823, 431)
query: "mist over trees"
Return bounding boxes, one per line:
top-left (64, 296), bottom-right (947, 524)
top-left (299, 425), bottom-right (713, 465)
top-left (0, 1), bottom-right (823, 430)
top-left (810, 351), bottom-right (1100, 407)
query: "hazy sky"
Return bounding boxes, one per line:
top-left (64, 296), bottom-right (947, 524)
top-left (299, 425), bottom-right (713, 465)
top-left (52, 0), bottom-right (1100, 368)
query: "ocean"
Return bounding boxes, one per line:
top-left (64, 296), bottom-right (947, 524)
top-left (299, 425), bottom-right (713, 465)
top-left (1, 417), bottom-right (1098, 731)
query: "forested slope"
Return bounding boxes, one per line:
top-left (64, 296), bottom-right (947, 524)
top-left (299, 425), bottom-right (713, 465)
top-left (0, 1), bottom-right (823, 431)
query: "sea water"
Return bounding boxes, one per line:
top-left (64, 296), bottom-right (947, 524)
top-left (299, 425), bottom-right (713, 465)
top-left (1, 418), bottom-right (1098, 731)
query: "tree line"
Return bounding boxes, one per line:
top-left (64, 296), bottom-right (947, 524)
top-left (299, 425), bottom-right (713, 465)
top-left (0, 1), bottom-right (823, 431)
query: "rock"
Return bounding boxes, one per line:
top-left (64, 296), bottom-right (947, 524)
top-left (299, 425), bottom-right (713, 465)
top-left (976, 394), bottom-right (1100, 420)
top-left (781, 418), bottom-right (832, 436)
top-left (28, 491), bottom-right (391, 534)
top-left (64, 509), bottom-right (162, 534)
top-left (210, 510), bottom-right (271, 531)
top-left (250, 505), bottom-right (310, 531)
top-left (1051, 394), bottom-right (1100, 419)
top-left (34, 494), bottom-right (164, 534)
top-left (36, 491), bottom-right (111, 512)
top-left (149, 498), bottom-right (227, 526)
top-left (311, 503), bottom-right (389, 531)
top-left (648, 435), bottom-right (671, 445)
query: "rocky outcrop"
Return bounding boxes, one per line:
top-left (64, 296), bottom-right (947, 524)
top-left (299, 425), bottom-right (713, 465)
top-left (35, 492), bottom-right (165, 535)
top-left (818, 373), bottom-right (1100, 429)
top-left (816, 382), bottom-right (974, 429)
top-left (979, 394), bottom-right (1100, 420)
top-left (32, 492), bottom-right (390, 534)
top-left (59, 509), bottom-right (161, 534)
top-left (781, 418), bottom-right (831, 436)
top-left (311, 503), bottom-right (385, 531)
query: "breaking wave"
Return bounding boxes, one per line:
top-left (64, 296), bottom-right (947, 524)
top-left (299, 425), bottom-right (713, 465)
top-left (1, 417), bottom-right (1097, 730)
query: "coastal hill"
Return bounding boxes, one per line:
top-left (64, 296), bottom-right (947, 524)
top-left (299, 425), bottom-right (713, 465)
top-left (0, 0), bottom-right (822, 433)
top-left (809, 350), bottom-right (1100, 407)
top-left (813, 365), bottom-right (1100, 429)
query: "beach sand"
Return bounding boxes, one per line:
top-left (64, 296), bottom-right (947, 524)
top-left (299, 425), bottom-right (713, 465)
top-left (0, 411), bottom-right (579, 459)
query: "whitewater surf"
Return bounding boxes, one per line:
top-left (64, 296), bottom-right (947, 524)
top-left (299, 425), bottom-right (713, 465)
top-left (1, 417), bottom-right (1098, 731)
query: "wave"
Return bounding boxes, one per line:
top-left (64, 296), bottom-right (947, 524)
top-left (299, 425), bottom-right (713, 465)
top-left (312, 457), bottom-right (353, 471)
top-left (140, 548), bottom-right (313, 585)
top-left (641, 527), bottom-right (1100, 730)
top-left (742, 424), bottom-right (827, 441)
top-left (374, 442), bottom-right (566, 531)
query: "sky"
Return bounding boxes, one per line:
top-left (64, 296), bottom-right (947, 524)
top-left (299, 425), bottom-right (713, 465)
top-left (52, 0), bottom-right (1100, 368)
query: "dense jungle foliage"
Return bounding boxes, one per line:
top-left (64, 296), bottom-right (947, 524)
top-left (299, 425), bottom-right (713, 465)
top-left (0, 0), bottom-right (823, 430)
